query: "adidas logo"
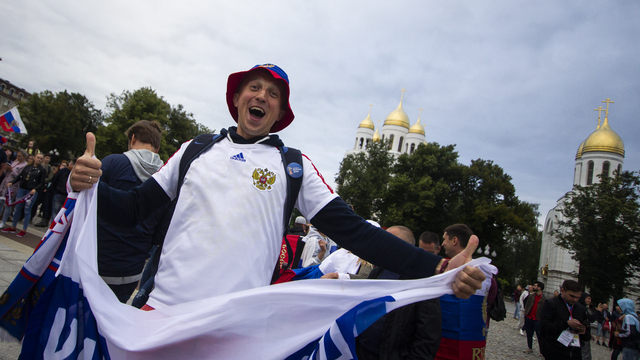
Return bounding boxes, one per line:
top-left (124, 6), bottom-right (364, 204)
top-left (230, 153), bottom-right (246, 162)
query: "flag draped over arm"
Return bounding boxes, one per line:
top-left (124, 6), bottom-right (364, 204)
top-left (0, 184), bottom-right (497, 360)
top-left (0, 107), bottom-right (28, 134)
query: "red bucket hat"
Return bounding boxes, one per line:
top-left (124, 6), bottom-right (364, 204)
top-left (226, 64), bottom-right (295, 133)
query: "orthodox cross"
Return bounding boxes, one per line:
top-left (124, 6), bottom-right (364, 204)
top-left (601, 98), bottom-right (614, 116)
top-left (594, 106), bottom-right (604, 127)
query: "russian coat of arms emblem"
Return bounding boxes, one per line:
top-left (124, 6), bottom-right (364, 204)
top-left (252, 168), bottom-right (276, 191)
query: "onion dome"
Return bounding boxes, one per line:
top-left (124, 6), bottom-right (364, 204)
top-left (409, 117), bottom-right (425, 135)
top-left (358, 112), bottom-right (375, 130)
top-left (582, 116), bottom-right (625, 156)
top-left (372, 127), bottom-right (381, 142)
top-left (384, 91), bottom-right (410, 129)
top-left (575, 141), bottom-right (585, 160)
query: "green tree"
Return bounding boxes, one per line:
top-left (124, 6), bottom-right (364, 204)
top-left (554, 171), bottom-right (640, 303)
top-left (335, 140), bottom-right (394, 220)
top-left (335, 142), bottom-right (541, 288)
top-left (381, 142), bottom-right (465, 236)
top-left (96, 87), bottom-right (212, 161)
top-left (18, 90), bottom-right (103, 159)
top-left (458, 159), bottom-right (541, 287)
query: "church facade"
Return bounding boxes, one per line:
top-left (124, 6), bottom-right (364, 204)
top-left (538, 99), bottom-right (631, 298)
top-left (346, 90), bottom-right (426, 156)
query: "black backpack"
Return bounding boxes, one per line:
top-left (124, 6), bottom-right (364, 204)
top-left (131, 133), bottom-right (303, 308)
top-left (489, 288), bottom-right (507, 322)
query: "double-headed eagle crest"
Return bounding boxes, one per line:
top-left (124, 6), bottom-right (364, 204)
top-left (252, 168), bottom-right (276, 191)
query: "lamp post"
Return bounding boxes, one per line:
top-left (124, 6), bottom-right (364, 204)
top-left (477, 244), bottom-right (497, 258)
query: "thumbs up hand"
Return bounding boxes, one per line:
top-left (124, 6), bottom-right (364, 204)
top-left (443, 235), bottom-right (487, 299)
top-left (70, 132), bottom-right (103, 191)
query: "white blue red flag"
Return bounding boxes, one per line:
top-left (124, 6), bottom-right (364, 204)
top-left (0, 185), bottom-right (496, 359)
top-left (0, 107), bottom-right (28, 134)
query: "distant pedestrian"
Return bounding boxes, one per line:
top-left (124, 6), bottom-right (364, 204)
top-left (522, 281), bottom-right (546, 355)
top-left (580, 292), bottom-right (598, 360)
top-left (596, 302), bottom-right (612, 346)
top-left (616, 298), bottom-right (640, 360)
top-left (513, 285), bottom-right (522, 319)
top-left (518, 284), bottom-right (531, 335)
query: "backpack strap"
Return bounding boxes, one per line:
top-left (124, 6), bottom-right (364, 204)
top-left (177, 133), bottom-right (224, 197)
top-left (270, 146), bottom-right (304, 284)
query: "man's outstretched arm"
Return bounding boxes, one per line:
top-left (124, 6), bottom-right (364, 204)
top-left (311, 198), bottom-right (485, 299)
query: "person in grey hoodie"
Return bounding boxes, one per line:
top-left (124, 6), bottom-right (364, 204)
top-left (617, 298), bottom-right (640, 360)
top-left (97, 120), bottom-right (167, 303)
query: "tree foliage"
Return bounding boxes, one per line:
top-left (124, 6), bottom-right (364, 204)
top-left (18, 90), bottom-right (103, 159)
top-left (335, 140), bottom-right (394, 220)
top-left (335, 141), bottom-right (541, 287)
top-left (554, 171), bottom-right (640, 302)
top-left (381, 142), bottom-right (464, 235)
top-left (96, 87), bottom-right (212, 161)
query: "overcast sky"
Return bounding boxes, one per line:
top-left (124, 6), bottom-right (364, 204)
top-left (2, 1), bottom-right (639, 227)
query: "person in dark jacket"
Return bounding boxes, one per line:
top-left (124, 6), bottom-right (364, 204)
top-left (1, 152), bottom-right (47, 237)
top-left (288, 215), bottom-right (308, 236)
top-left (523, 281), bottom-right (547, 355)
top-left (579, 292), bottom-right (598, 360)
top-left (97, 120), bottom-right (167, 303)
top-left (356, 226), bottom-right (441, 360)
top-left (539, 280), bottom-right (589, 360)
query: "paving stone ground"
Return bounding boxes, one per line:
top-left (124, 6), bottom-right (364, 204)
top-left (489, 301), bottom-right (614, 360)
top-left (0, 231), bottom-right (618, 359)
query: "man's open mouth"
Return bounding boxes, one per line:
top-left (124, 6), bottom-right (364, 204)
top-left (249, 107), bottom-right (265, 119)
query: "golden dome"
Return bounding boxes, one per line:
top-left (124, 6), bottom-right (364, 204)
top-left (384, 91), bottom-right (410, 129)
top-left (582, 116), bottom-right (624, 156)
top-left (575, 140), bottom-right (585, 160)
top-left (409, 118), bottom-right (425, 135)
top-left (358, 112), bottom-right (375, 130)
top-left (372, 127), bottom-right (381, 142)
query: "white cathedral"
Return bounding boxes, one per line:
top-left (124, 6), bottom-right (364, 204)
top-left (346, 90), bottom-right (426, 156)
top-left (538, 99), bottom-right (635, 298)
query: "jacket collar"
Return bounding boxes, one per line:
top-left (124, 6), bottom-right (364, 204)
top-left (223, 127), bottom-right (284, 147)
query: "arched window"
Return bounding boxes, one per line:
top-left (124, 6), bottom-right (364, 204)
top-left (0, 84), bottom-right (5, 92)
top-left (388, 134), bottom-right (394, 150)
top-left (587, 161), bottom-right (594, 185)
top-left (366, 138), bottom-right (371, 147)
top-left (382, 134), bottom-right (385, 142)
top-left (8, 89), bottom-right (14, 96)
top-left (617, 164), bottom-right (622, 176)
top-left (358, 138), bottom-right (364, 149)
top-left (397, 136), bottom-right (404, 152)
top-left (602, 161), bottom-right (610, 178)
top-left (410, 143), bottom-right (415, 154)
top-left (17, 93), bottom-right (23, 100)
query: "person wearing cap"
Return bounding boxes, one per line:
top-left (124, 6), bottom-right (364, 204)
top-left (69, 64), bottom-right (486, 309)
top-left (289, 215), bottom-right (308, 236)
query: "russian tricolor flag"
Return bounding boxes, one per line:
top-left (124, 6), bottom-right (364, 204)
top-left (0, 107), bottom-right (28, 134)
top-left (0, 185), bottom-right (497, 359)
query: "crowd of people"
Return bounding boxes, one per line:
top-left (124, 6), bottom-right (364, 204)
top-left (512, 282), bottom-right (640, 359)
top-left (4, 62), bottom-right (638, 360)
top-left (0, 140), bottom-right (73, 236)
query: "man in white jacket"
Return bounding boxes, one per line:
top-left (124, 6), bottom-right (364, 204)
top-left (518, 285), bottom-right (531, 335)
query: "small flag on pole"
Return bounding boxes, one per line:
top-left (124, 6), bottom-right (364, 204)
top-left (0, 107), bottom-right (28, 134)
